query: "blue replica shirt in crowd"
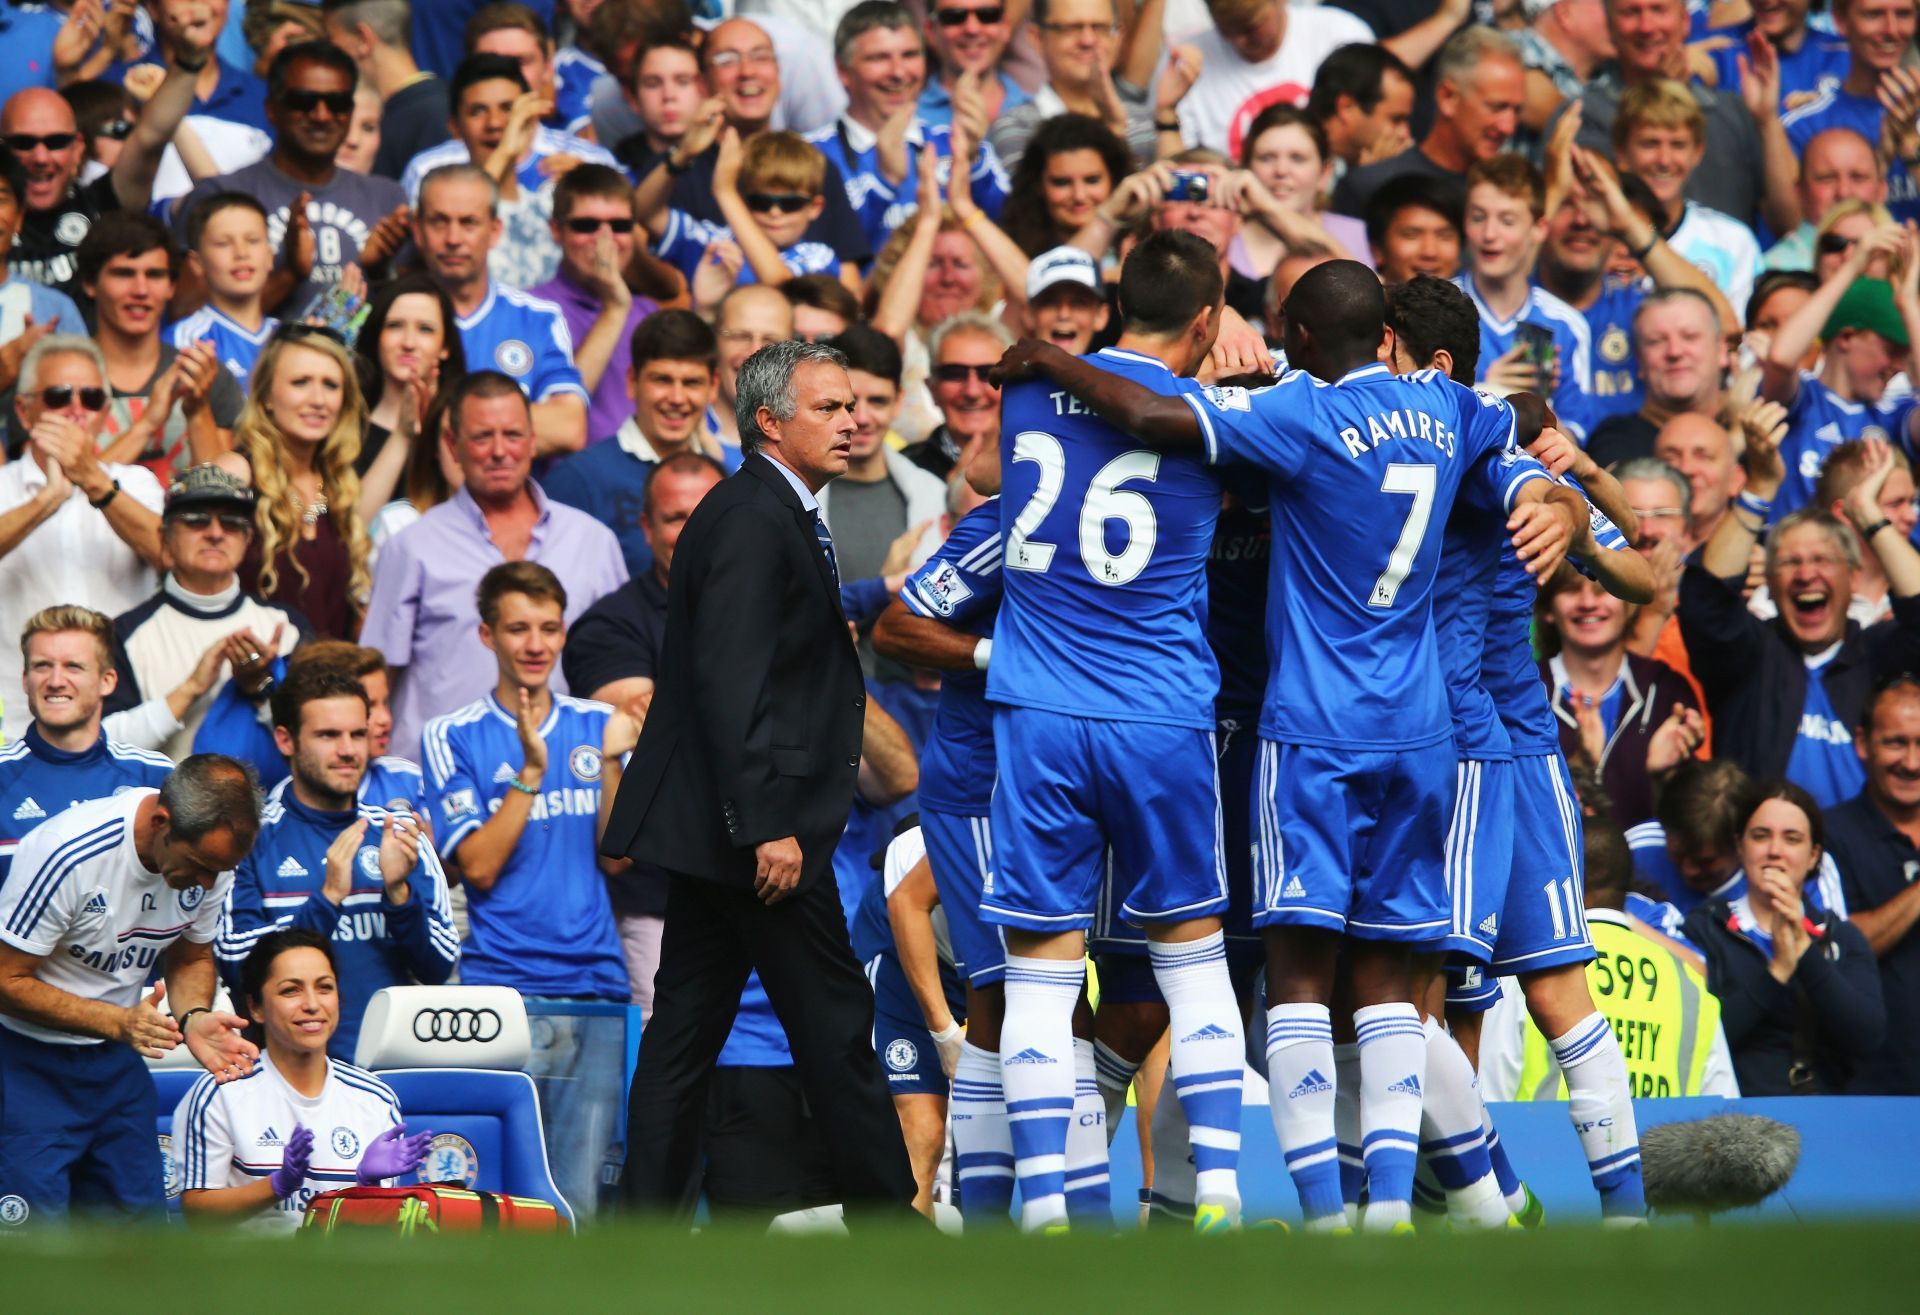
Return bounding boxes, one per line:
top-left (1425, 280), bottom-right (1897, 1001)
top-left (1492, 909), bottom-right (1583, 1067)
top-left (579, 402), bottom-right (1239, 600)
top-left (455, 281), bottom-right (589, 406)
top-left (1577, 276), bottom-right (1647, 424)
top-left (216, 790), bottom-right (458, 1060)
top-left (1188, 363), bottom-right (1531, 749)
top-left (400, 125), bottom-right (625, 203)
top-left (1457, 274), bottom-right (1596, 442)
top-left (900, 499), bottom-right (1002, 815)
top-left (423, 692), bottom-right (628, 1001)
top-left (1209, 491), bottom-right (1271, 728)
top-left (1784, 85), bottom-right (1920, 222)
top-left (1627, 819), bottom-right (1849, 915)
top-left (989, 348), bottom-right (1221, 730)
top-left (1623, 889), bottom-right (1698, 951)
top-left (806, 117), bottom-right (1011, 255)
top-left (1708, 21), bottom-right (1849, 110)
top-left (1773, 371), bottom-right (1919, 518)
top-left (166, 306), bottom-right (278, 391)
top-left (0, 729), bottom-right (172, 879)
top-left (718, 970), bottom-right (791, 1067)
top-left (551, 47), bottom-right (606, 137)
top-left (1489, 472), bottom-right (1631, 755)
top-left (653, 208), bottom-right (842, 288)
top-left (1786, 649), bottom-right (1868, 808)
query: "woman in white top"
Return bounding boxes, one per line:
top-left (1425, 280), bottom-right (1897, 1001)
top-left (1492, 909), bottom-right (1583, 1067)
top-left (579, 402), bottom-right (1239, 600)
top-left (172, 930), bottom-right (431, 1231)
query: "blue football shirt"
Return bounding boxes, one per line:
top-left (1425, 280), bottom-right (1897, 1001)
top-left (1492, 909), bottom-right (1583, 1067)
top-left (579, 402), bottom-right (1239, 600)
top-left (454, 282), bottom-right (588, 406)
top-left (1187, 363), bottom-right (1534, 749)
top-left (899, 499), bottom-right (1002, 815)
top-left (988, 348), bottom-right (1221, 730)
top-left (1773, 372), bottom-right (1919, 519)
top-left (1457, 275), bottom-right (1596, 442)
top-left (166, 306), bottom-right (279, 392)
top-left (0, 730), bottom-right (172, 880)
top-left (1577, 277), bottom-right (1647, 425)
top-left (422, 692), bottom-right (627, 1001)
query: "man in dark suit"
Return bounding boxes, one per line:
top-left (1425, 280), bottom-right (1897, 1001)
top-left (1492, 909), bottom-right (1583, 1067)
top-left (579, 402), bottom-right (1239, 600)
top-left (603, 340), bottom-right (917, 1218)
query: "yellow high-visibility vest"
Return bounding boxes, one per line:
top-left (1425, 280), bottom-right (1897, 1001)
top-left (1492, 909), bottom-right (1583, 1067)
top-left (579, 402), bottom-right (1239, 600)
top-left (1516, 911), bottom-right (1719, 1099)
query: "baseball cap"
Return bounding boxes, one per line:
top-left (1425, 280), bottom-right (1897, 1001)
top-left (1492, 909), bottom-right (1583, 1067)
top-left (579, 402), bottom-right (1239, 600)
top-left (1823, 277), bottom-right (1909, 349)
top-left (165, 463), bottom-right (257, 518)
top-left (1026, 246), bottom-right (1102, 302)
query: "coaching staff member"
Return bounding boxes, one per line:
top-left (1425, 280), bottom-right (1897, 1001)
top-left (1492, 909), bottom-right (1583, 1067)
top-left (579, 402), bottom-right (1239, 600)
top-left (603, 340), bottom-right (916, 1218)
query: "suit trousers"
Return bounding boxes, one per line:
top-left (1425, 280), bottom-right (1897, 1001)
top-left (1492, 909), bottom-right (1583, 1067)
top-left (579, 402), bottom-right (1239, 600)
top-left (623, 871), bottom-right (918, 1218)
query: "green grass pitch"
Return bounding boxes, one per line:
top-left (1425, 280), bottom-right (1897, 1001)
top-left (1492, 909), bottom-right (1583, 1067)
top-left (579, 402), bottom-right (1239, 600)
top-left (5, 1220), bottom-right (1918, 1313)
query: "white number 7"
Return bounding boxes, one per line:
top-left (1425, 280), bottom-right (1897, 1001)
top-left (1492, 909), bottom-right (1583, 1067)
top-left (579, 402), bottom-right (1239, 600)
top-left (1369, 464), bottom-right (1436, 609)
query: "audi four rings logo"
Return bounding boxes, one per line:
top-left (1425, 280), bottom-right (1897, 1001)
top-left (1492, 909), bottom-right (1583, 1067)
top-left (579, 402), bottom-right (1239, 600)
top-left (412, 1008), bottom-right (502, 1043)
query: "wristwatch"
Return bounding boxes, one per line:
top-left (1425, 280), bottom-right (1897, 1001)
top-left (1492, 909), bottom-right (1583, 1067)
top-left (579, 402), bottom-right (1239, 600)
top-left (88, 478), bottom-right (120, 510)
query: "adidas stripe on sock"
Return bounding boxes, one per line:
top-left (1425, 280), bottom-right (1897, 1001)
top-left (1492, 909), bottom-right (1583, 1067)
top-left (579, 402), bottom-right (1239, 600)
top-left (1000, 955), bottom-right (1083, 1230)
top-left (1092, 1039), bottom-right (1141, 1144)
top-left (1550, 1011), bottom-right (1645, 1220)
top-left (1265, 1001), bottom-right (1344, 1227)
top-left (1066, 1038), bottom-right (1112, 1224)
top-left (1149, 932), bottom-right (1244, 1215)
top-left (952, 1041), bottom-right (1014, 1224)
top-left (1354, 1002), bottom-right (1426, 1232)
top-left (1419, 1016), bottom-right (1509, 1228)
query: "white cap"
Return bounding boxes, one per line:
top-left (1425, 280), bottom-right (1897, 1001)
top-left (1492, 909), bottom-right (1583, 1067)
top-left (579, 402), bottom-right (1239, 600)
top-left (1026, 245), bottom-right (1102, 301)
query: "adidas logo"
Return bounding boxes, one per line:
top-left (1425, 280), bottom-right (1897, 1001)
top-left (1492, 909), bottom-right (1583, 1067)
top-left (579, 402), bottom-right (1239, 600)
top-left (1387, 1073), bottom-right (1423, 1096)
top-left (257, 1128), bottom-right (283, 1148)
top-left (1478, 913), bottom-right (1498, 936)
top-left (1288, 1069), bottom-right (1333, 1099)
top-left (11, 797), bottom-right (44, 821)
top-left (1281, 874), bottom-right (1307, 899)
top-left (277, 856), bottom-right (309, 878)
top-left (1180, 1023), bottom-right (1234, 1044)
top-left (83, 892), bottom-right (108, 915)
top-left (492, 763), bottom-right (518, 784)
top-left (1005, 1047), bottom-right (1057, 1065)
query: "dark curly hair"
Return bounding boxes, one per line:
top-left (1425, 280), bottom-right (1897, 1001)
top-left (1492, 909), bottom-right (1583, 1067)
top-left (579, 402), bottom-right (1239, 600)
top-left (1000, 114), bottom-right (1135, 258)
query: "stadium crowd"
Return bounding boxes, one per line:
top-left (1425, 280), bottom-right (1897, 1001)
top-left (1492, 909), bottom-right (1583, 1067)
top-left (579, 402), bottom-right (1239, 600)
top-left (0, 0), bottom-right (1915, 1235)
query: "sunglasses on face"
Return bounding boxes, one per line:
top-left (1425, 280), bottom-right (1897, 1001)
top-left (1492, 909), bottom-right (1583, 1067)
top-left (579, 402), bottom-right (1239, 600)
top-left (98, 119), bottom-right (134, 141)
top-left (3, 132), bottom-right (77, 153)
top-left (745, 192), bottom-right (812, 214)
top-left (1818, 233), bottom-right (1861, 256)
top-left (280, 89), bottom-right (355, 116)
top-left (934, 5), bottom-right (1005, 24)
top-left (565, 216), bottom-right (637, 234)
top-left (34, 385), bottom-right (108, 411)
top-left (172, 510), bottom-right (253, 534)
top-left (931, 362), bottom-right (997, 384)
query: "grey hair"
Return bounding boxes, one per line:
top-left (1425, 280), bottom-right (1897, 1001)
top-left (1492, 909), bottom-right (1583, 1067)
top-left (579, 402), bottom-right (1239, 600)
top-left (19, 334), bottom-right (108, 398)
top-left (1766, 506), bottom-right (1861, 577)
top-left (928, 310), bottom-right (1014, 362)
top-left (1633, 286), bottom-right (1722, 340)
top-left (1433, 25), bottom-right (1520, 89)
top-left (326, 0), bottom-right (412, 47)
top-left (1612, 457), bottom-right (1694, 531)
top-left (735, 340), bottom-right (849, 455)
top-left (419, 163), bottom-right (500, 218)
top-left (160, 754), bottom-right (263, 848)
top-left (833, 0), bottom-right (918, 69)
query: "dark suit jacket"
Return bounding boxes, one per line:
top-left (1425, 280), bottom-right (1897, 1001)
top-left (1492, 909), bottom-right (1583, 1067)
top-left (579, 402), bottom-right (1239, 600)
top-left (602, 453), bottom-right (866, 891)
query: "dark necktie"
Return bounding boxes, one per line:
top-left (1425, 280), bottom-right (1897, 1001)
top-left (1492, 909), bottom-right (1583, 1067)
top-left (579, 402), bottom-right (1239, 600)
top-left (812, 509), bottom-right (839, 587)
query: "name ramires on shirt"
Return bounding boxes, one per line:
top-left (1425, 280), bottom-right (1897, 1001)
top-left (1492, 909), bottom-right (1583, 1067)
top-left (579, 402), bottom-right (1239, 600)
top-left (1338, 407), bottom-right (1459, 460)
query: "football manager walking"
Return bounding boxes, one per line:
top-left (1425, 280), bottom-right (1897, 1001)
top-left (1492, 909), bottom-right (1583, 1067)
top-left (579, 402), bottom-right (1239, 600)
top-left (604, 340), bottom-right (916, 1218)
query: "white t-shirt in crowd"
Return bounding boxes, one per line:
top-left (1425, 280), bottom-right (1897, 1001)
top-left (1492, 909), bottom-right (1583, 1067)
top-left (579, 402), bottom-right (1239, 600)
top-left (1174, 5), bottom-right (1375, 159)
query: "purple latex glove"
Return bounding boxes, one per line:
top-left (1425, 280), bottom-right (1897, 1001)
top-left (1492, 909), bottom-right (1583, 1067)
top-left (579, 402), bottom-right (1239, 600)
top-left (269, 1124), bottom-right (313, 1199)
top-left (356, 1123), bottom-right (434, 1185)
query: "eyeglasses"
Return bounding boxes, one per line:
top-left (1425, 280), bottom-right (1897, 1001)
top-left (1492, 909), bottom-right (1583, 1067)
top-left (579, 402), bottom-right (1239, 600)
top-left (1817, 233), bottom-right (1861, 256)
top-left (97, 119), bottom-right (134, 141)
top-left (1038, 20), bottom-right (1118, 36)
top-left (934, 5), bottom-right (1005, 25)
top-left (744, 192), bottom-right (813, 214)
top-left (280, 89), bottom-right (356, 116)
top-left (565, 216), bottom-right (636, 234)
top-left (172, 510), bottom-right (254, 534)
top-left (931, 362), bottom-right (997, 384)
top-left (34, 385), bottom-right (108, 411)
top-left (3, 132), bottom-right (77, 153)
top-left (707, 47), bottom-right (778, 71)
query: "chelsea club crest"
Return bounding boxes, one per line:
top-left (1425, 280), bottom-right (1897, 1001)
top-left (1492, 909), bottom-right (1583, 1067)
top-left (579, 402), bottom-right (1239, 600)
top-left (178, 885), bottom-right (205, 912)
top-left (569, 745), bottom-right (602, 782)
top-left (422, 1133), bottom-right (480, 1186)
